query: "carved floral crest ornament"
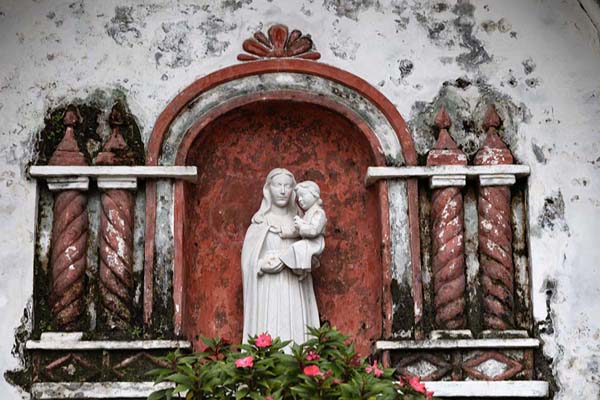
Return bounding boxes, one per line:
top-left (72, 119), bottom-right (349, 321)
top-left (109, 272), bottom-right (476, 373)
top-left (237, 24), bottom-right (321, 61)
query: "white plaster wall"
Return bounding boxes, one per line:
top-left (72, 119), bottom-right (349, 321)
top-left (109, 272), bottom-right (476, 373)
top-left (0, 0), bottom-right (598, 398)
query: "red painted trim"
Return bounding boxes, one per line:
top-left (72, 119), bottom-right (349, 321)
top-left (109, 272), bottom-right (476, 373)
top-left (146, 60), bottom-right (416, 166)
top-left (144, 59), bottom-right (421, 338)
top-left (172, 179), bottom-right (186, 334)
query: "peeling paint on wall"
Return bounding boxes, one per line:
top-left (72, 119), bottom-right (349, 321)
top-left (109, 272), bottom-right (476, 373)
top-left (0, 0), bottom-right (599, 398)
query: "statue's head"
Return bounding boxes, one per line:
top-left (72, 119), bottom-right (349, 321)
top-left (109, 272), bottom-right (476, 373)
top-left (252, 168), bottom-right (298, 223)
top-left (269, 170), bottom-right (295, 207)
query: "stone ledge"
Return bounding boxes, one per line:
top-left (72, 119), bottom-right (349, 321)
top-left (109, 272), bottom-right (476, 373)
top-left (365, 165), bottom-right (530, 186)
top-left (376, 338), bottom-right (540, 350)
top-left (26, 338), bottom-right (192, 351)
top-left (29, 165), bottom-right (198, 182)
top-left (31, 382), bottom-right (174, 399)
top-left (423, 380), bottom-right (549, 398)
top-left (31, 381), bottom-right (549, 399)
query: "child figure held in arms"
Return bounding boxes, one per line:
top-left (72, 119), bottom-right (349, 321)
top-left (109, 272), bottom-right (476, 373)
top-left (258, 180), bottom-right (326, 279)
top-left (279, 181), bottom-right (326, 280)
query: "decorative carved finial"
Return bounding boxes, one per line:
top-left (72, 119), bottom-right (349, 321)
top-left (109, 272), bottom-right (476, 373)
top-left (475, 105), bottom-right (513, 165)
top-left (428, 107), bottom-right (466, 164)
top-left (95, 103), bottom-right (135, 166)
top-left (434, 106), bottom-right (452, 130)
top-left (237, 24), bottom-right (321, 61)
top-left (482, 104), bottom-right (502, 131)
top-left (49, 105), bottom-right (87, 166)
top-left (431, 106), bottom-right (461, 153)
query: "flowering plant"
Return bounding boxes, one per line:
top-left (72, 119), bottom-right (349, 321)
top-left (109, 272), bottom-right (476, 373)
top-left (148, 325), bottom-right (434, 399)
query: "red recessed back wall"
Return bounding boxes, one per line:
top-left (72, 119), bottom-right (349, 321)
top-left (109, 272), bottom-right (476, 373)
top-left (183, 100), bottom-right (382, 355)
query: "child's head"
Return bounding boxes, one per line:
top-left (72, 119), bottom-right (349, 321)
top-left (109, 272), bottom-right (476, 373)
top-left (295, 181), bottom-right (322, 211)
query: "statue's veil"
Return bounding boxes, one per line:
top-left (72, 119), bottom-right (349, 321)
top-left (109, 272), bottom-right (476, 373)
top-left (252, 168), bottom-right (298, 224)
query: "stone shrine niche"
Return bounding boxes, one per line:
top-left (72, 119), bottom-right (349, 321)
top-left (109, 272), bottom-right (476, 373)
top-left (182, 100), bottom-right (383, 354)
top-left (22, 23), bottom-right (549, 400)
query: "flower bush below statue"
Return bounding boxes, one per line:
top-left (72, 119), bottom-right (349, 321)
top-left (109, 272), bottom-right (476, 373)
top-left (148, 325), bottom-right (435, 400)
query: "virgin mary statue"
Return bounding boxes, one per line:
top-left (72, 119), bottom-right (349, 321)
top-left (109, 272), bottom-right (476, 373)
top-left (241, 168), bottom-right (320, 345)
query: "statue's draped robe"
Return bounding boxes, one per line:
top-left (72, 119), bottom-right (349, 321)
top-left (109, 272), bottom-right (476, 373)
top-left (241, 219), bottom-right (320, 344)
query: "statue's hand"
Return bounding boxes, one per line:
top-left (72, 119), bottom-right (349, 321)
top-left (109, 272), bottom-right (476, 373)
top-left (268, 225), bottom-right (282, 234)
top-left (259, 256), bottom-right (284, 274)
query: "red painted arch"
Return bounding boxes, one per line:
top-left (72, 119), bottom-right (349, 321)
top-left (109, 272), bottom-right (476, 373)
top-left (143, 59), bottom-right (423, 342)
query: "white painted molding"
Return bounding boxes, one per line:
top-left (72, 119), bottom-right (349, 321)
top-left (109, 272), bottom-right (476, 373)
top-left (31, 382), bottom-right (174, 399)
top-left (480, 330), bottom-right (529, 338)
top-left (97, 176), bottom-right (138, 190)
top-left (47, 177), bottom-right (89, 191)
top-left (29, 165), bottom-right (198, 182)
top-left (39, 332), bottom-right (84, 342)
top-left (429, 329), bottom-right (473, 340)
top-left (365, 165), bottom-right (530, 186)
top-left (479, 173), bottom-right (516, 186)
top-left (26, 339), bottom-right (192, 350)
top-left (422, 381), bottom-right (549, 398)
top-left (30, 380), bottom-right (549, 399)
top-left (430, 174), bottom-right (466, 189)
top-left (376, 337), bottom-right (540, 350)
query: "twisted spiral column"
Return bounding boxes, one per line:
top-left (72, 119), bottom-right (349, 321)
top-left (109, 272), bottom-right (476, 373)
top-left (50, 190), bottom-right (88, 329)
top-left (48, 105), bottom-right (88, 330)
top-left (96, 103), bottom-right (137, 330)
top-left (427, 107), bottom-right (468, 330)
top-left (99, 189), bottom-right (135, 328)
top-left (475, 106), bottom-right (515, 330)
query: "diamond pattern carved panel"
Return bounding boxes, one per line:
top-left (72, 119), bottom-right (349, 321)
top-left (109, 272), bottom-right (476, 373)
top-left (31, 349), bottom-right (175, 383)
top-left (390, 348), bottom-right (534, 382)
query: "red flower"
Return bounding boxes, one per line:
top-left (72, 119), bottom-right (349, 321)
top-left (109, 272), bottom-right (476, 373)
top-left (306, 350), bottom-right (320, 361)
top-left (408, 376), bottom-right (434, 399)
top-left (255, 333), bottom-right (272, 348)
top-left (350, 355), bottom-right (362, 366)
top-left (264, 397), bottom-right (273, 400)
top-left (303, 365), bottom-right (322, 376)
top-left (365, 360), bottom-right (383, 377)
top-left (235, 356), bottom-right (254, 368)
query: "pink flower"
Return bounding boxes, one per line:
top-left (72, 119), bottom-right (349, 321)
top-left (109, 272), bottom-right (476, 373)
top-left (255, 333), bottom-right (272, 348)
top-left (303, 365), bottom-right (322, 376)
top-left (350, 355), bottom-right (362, 366)
top-left (306, 350), bottom-right (320, 361)
top-left (365, 360), bottom-right (383, 377)
top-left (408, 376), bottom-right (434, 398)
top-left (264, 397), bottom-right (273, 400)
top-left (235, 356), bottom-right (254, 368)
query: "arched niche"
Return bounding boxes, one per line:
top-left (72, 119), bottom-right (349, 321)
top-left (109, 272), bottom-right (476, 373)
top-left (144, 60), bottom-right (420, 355)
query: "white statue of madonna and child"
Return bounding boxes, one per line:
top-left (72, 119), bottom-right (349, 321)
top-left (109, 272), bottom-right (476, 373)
top-left (242, 168), bottom-right (327, 347)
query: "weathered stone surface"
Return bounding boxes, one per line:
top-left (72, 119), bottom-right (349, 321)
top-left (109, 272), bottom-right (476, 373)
top-left (475, 106), bottom-right (515, 331)
top-left (97, 106), bottom-right (137, 331)
top-left (2, 2), bottom-right (600, 399)
top-left (48, 107), bottom-right (89, 331)
top-left (427, 108), bottom-right (468, 330)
